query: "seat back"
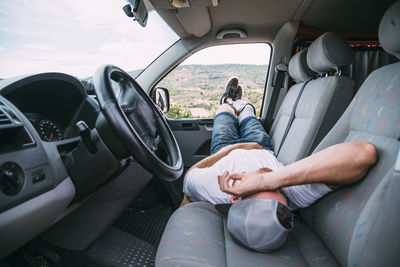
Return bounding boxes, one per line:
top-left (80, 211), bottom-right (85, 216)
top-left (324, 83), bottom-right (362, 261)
top-left (301, 2), bottom-right (400, 266)
top-left (270, 49), bottom-right (315, 160)
top-left (271, 32), bottom-right (355, 165)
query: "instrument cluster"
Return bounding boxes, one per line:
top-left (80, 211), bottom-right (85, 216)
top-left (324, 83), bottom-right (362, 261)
top-left (25, 113), bottom-right (64, 142)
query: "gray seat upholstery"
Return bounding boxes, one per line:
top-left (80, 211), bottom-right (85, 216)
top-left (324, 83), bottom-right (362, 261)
top-left (156, 2), bottom-right (400, 266)
top-left (271, 32), bottom-right (355, 165)
top-left (156, 202), bottom-right (339, 266)
top-left (299, 3), bottom-right (400, 264)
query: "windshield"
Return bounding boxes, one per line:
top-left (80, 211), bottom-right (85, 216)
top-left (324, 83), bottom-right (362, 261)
top-left (0, 0), bottom-right (179, 79)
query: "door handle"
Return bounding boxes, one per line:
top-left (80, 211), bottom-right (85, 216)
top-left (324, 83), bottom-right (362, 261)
top-left (182, 122), bottom-right (199, 130)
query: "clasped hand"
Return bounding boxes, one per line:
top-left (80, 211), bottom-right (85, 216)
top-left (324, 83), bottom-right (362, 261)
top-left (218, 170), bottom-right (277, 197)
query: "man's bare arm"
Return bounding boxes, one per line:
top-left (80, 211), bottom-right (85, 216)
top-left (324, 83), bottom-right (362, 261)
top-left (186, 142), bottom-right (262, 173)
top-left (219, 142), bottom-right (377, 197)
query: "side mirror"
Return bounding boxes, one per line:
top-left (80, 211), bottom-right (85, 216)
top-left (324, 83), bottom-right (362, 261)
top-left (150, 87), bottom-right (170, 113)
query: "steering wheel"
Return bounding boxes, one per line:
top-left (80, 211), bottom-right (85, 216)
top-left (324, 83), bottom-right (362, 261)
top-left (93, 65), bottom-right (183, 181)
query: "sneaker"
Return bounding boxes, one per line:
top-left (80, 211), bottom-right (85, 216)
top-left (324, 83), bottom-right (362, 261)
top-left (235, 85), bottom-right (242, 100)
top-left (219, 77), bottom-right (239, 104)
top-left (225, 86), bottom-right (243, 104)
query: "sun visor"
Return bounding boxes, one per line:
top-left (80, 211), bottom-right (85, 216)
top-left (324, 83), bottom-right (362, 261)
top-left (175, 7), bottom-right (211, 37)
top-left (150, 0), bottom-right (213, 38)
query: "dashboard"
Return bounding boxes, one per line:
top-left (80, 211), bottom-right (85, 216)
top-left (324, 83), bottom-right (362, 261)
top-left (0, 73), bottom-right (106, 258)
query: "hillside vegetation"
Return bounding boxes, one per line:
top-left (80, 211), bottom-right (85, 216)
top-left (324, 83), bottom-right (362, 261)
top-left (157, 64), bottom-right (268, 118)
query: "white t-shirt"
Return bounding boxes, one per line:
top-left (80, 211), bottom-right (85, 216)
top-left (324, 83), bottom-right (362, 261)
top-left (183, 148), bottom-right (284, 204)
top-left (183, 148), bottom-right (332, 210)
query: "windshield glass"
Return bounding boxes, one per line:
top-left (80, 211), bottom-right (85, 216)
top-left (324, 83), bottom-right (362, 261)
top-left (0, 0), bottom-right (179, 79)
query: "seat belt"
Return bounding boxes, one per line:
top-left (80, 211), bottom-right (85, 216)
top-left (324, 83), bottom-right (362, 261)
top-left (265, 63), bottom-right (288, 132)
top-left (276, 78), bottom-right (312, 155)
top-left (395, 139), bottom-right (400, 172)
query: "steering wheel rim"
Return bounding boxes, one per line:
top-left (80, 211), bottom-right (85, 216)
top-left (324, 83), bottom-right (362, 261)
top-left (93, 64), bottom-right (183, 181)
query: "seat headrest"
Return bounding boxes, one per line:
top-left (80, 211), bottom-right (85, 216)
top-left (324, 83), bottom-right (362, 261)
top-left (379, 1), bottom-right (400, 59)
top-left (288, 50), bottom-right (315, 83)
top-left (307, 32), bottom-right (353, 73)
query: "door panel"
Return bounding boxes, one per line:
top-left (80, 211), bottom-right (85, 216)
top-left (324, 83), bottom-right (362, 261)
top-left (168, 119), bottom-right (213, 167)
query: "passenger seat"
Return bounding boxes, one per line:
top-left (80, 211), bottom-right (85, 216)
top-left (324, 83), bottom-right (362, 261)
top-left (271, 32), bottom-right (354, 165)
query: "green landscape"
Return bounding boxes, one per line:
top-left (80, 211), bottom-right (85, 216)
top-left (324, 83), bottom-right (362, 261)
top-left (156, 64), bottom-right (268, 119)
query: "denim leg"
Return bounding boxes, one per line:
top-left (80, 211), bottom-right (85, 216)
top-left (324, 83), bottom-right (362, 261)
top-left (211, 112), bottom-right (240, 154)
top-left (239, 116), bottom-right (273, 151)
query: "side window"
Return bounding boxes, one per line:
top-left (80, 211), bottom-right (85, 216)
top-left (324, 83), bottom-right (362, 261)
top-left (157, 43), bottom-right (271, 119)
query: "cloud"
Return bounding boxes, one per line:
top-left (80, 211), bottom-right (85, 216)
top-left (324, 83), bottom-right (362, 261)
top-left (24, 44), bottom-right (56, 51)
top-left (99, 39), bottom-right (133, 53)
top-left (0, 50), bottom-right (101, 78)
top-left (0, 0), bottom-right (179, 79)
top-left (0, 25), bottom-right (58, 39)
top-left (61, 0), bottom-right (136, 36)
top-left (0, 39), bottom-right (171, 78)
top-left (183, 44), bottom-right (271, 65)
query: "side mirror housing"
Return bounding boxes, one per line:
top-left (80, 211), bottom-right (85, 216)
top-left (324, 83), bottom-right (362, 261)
top-left (150, 87), bottom-right (170, 113)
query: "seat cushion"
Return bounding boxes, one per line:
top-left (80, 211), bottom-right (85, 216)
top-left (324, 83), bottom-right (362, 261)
top-left (156, 202), bottom-right (339, 267)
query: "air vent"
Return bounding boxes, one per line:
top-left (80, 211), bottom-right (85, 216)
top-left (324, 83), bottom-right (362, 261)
top-left (0, 108), bottom-right (11, 125)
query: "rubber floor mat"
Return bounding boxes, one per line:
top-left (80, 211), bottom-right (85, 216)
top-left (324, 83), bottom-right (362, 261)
top-left (114, 204), bottom-right (173, 247)
top-left (87, 227), bottom-right (156, 267)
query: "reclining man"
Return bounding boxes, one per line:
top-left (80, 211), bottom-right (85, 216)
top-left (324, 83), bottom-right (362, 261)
top-left (182, 77), bottom-right (377, 252)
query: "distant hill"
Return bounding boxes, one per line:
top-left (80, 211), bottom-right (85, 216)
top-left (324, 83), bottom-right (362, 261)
top-left (157, 64), bottom-right (268, 118)
top-left (158, 64), bottom-right (268, 91)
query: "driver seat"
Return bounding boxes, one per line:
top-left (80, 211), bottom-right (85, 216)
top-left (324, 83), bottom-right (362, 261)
top-left (155, 2), bottom-right (400, 266)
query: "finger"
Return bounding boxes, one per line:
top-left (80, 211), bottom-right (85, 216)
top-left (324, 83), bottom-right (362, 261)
top-left (218, 174), bottom-right (224, 189)
top-left (228, 173), bottom-right (244, 180)
top-left (224, 176), bottom-right (241, 196)
top-left (220, 172), bottom-right (233, 193)
top-left (218, 171), bottom-right (229, 190)
top-left (232, 179), bottom-right (243, 188)
top-left (219, 175), bottom-right (227, 191)
top-left (223, 175), bottom-right (234, 193)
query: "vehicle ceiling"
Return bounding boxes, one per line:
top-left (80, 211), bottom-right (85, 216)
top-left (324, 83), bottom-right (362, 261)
top-left (150, 0), bottom-right (396, 41)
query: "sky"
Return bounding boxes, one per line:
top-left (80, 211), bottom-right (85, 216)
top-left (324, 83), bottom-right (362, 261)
top-left (0, 0), bottom-right (270, 79)
top-left (183, 44), bottom-right (270, 66)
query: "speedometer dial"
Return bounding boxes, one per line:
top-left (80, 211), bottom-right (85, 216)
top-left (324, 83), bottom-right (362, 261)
top-left (39, 119), bottom-right (63, 142)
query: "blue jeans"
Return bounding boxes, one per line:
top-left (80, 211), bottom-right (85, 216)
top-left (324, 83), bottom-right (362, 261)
top-left (210, 112), bottom-right (273, 155)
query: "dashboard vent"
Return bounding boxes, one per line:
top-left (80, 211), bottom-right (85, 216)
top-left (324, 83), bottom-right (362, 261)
top-left (0, 108), bottom-right (12, 125)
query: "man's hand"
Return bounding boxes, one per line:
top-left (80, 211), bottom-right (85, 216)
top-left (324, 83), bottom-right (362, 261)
top-left (218, 170), bottom-right (278, 197)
